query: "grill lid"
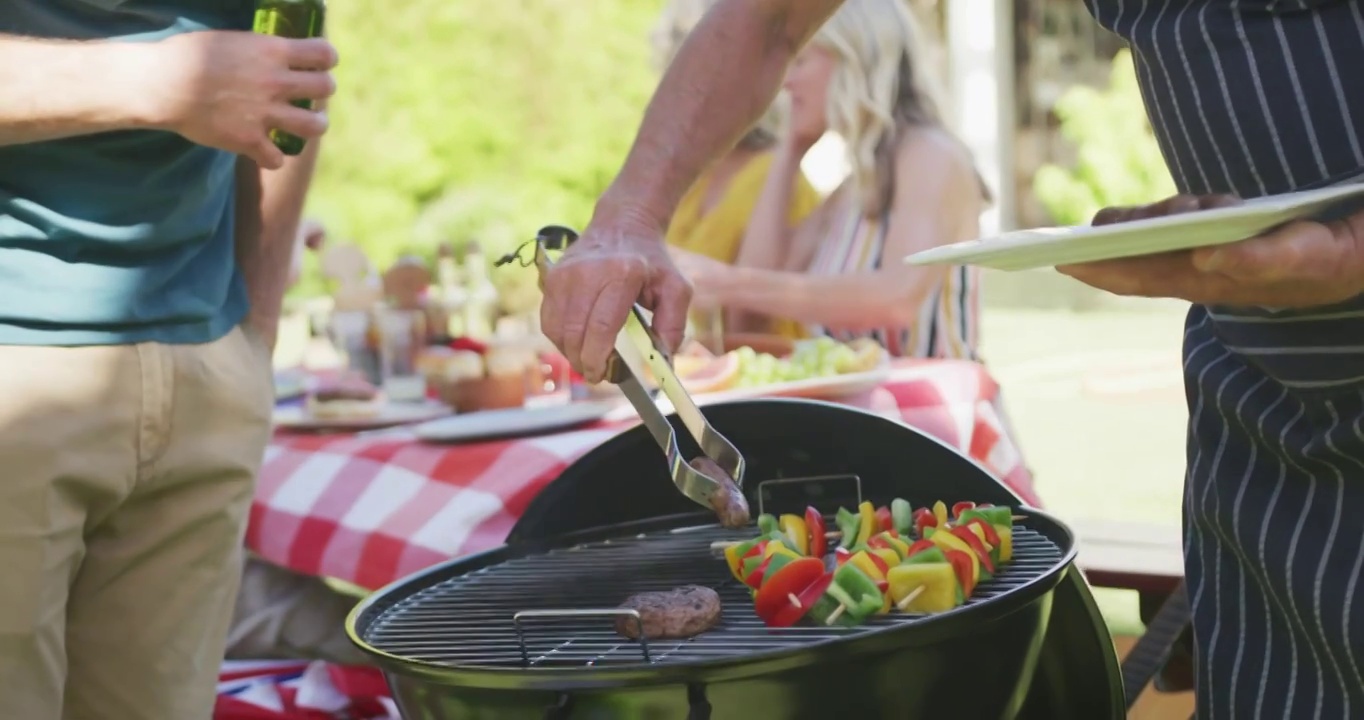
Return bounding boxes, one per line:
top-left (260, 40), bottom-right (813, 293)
top-left (352, 511), bottom-right (1072, 680)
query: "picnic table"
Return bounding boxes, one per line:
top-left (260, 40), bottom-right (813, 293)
top-left (247, 359), bottom-right (1038, 590)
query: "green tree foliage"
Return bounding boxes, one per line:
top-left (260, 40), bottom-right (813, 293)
top-left (1032, 49), bottom-right (1177, 227)
top-left (299, 0), bottom-right (667, 302)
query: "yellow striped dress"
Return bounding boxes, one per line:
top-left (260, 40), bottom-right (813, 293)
top-left (804, 210), bottom-right (979, 360)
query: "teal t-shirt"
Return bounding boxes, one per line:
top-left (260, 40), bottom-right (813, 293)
top-left (0, 1), bottom-right (255, 346)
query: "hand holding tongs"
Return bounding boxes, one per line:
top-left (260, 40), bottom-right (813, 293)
top-left (506, 226), bottom-right (750, 527)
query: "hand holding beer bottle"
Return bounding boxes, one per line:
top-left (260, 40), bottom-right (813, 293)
top-left (253, 0), bottom-right (327, 156)
top-left (138, 28), bottom-right (336, 169)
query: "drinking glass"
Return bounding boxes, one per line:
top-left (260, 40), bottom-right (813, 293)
top-left (690, 306), bottom-right (725, 355)
top-left (376, 308), bottom-right (427, 402)
top-left (329, 310), bottom-right (379, 384)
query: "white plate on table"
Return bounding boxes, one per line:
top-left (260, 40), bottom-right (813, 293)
top-left (905, 184), bottom-right (1364, 272)
top-left (273, 400), bottom-right (450, 432)
top-left (413, 401), bottom-right (615, 443)
top-left (273, 369), bottom-right (309, 401)
top-left (603, 365), bottom-right (892, 422)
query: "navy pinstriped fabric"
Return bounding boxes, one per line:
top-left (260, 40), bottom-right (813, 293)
top-left (1082, 0), bottom-right (1364, 717)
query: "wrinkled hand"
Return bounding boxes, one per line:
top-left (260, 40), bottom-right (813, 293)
top-left (540, 213), bottom-right (692, 383)
top-left (1057, 193), bottom-right (1364, 307)
top-left (143, 31), bottom-right (338, 169)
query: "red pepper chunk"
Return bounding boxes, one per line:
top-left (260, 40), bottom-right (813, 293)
top-left (944, 548), bottom-right (976, 597)
top-left (755, 557), bottom-right (826, 627)
top-left (864, 550), bottom-right (890, 576)
top-left (834, 547), bottom-right (852, 565)
top-left (805, 506), bottom-right (827, 559)
top-left (951, 501), bottom-right (976, 520)
top-left (744, 554), bottom-right (776, 589)
top-left (950, 525), bottom-right (996, 573)
top-left (875, 506), bottom-right (894, 532)
top-left (964, 518), bottom-right (1001, 549)
top-left (769, 571), bottom-right (834, 628)
top-left (905, 539), bottom-right (936, 558)
top-left (913, 508), bottom-right (938, 537)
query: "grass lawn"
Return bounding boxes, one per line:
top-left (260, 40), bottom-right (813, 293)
top-left (981, 304), bottom-right (1191, 634)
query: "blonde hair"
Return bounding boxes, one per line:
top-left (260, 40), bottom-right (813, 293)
top-left (814, 0), bottom-right (977, 217)
top-left (651, 0), bottom-right (781, 150)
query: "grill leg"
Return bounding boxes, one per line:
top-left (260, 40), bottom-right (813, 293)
top-left (687, 683), bottom-right (713, 720)
top-left (542, 693), bottom-right (574, 720)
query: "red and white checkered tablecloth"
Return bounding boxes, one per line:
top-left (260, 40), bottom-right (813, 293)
top-left (247, 359), bottom-right (1037, 591)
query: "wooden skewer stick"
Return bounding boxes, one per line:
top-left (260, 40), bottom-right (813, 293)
top-left (895, 585), bottom-right (926, 612)
top-left (788, 593), bottom-right (802, 609)
top-left (824, 603), bottom-right (847, 625)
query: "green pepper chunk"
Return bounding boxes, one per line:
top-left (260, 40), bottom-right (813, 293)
top-left (806, 592), bottom-right (860, 627)
top-left (959, 507), bottom-right (1012, 527)
top-left (761, 552), bottom-right (796, 581)
top-left (835, 507), bottom-right (860, 550)
top-left (901, 545), bottom-right (947, 565)
top-left (890, 498), bottom-right (914, 536)
top-left (826, 564), bottom-right (884, 620)
top-left (757, 514), bottom-right (780, 535)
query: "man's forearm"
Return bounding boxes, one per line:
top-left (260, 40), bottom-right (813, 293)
top-left (235, 140), bottom-right (322, 351)
top-left (596, 0), bottom-right (844, 229)
top-left (0, 35), bottom-right (158, 146)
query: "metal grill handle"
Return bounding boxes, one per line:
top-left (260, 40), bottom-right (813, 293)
top-left (756, 474), bottom-right (863, 516)
top-left (513, 609), bottom-right (652, 666)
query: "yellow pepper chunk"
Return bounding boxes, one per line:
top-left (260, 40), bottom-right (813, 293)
top-left (779, 514), bottom-right (809, 555)
top-left (888, 535), bottom-right (911, 557)
top-left (888, 563), bottom-right (960, 613)
top-left (929, 528), bottom-right (979, 584)
top-left (965, 522), bottom-right (995, 554)
top-left (932, 500), bottom-right (949, 528)
top-left (764, 542), bottom-right (801, 561)
top-left (872, 547), bottom-right (901, 569)
top-left (992, 524), bottom-right (1014, 563)
top-left (724, 543), bottom-right (746, 581)
top-left (855, 501), bottom-right (877, 547)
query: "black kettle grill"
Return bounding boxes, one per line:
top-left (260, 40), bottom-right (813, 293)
top-left (347, 399), bottom-right (1125, 719)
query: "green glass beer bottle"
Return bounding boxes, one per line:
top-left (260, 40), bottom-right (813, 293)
top-left (252, 0), bottom-right (327, 156)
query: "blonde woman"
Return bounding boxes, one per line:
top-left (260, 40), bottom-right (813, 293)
top-left (671, 0), bottom-right (987, 359)
top-left (654, 0), bottom-right (825, 339)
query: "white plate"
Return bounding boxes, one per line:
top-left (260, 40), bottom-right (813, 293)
top-left (273, 369), bottom-right (309, 401)
top-left (413, 401), bottom-right (614, 443)
top-left (906, 184), bottom-right (1364, 271)
top-left (273, 400), bottom-right (450, 432)
top-left (603, 365), bottom-right (892, 422)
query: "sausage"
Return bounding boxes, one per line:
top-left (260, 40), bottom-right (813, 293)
top-left (689, 456), bottom-right (751, 528)
top-left (615, 585), bottom-right (723, 640)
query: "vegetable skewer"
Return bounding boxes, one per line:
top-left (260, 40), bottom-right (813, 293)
top-left (730, 498), bottom-right (1021, 629)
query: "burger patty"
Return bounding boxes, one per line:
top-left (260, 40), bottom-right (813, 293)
top-left (615, 585), bottom-right (722, 640)
top-left (689, 456), bottom-right (751, 529)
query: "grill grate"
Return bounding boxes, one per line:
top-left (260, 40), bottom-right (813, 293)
top-left (360, 523), bottom-right (1064, 670)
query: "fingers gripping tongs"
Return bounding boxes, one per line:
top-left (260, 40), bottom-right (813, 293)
top-left (520, 226), bottom-right (750, 526)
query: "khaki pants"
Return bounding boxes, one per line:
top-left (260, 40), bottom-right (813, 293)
top-left (0, 327), bottom-right (274, 720)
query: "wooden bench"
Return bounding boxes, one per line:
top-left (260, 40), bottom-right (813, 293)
top-left (1070, 519), bottom-right (1193, 708)
top-left (1071, 519), bottom-right (1184, 595)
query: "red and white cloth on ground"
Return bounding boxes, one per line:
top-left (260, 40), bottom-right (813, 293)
top-left (216, 661), bottom-right (395, 719)
top-left (248, 359), bottom-right (1038, 591)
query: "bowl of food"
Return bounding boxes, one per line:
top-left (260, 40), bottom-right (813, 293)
top-left (420, 343), bottom-right (537, 413)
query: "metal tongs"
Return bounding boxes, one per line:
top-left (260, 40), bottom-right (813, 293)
top-left (510, 225), bottom-right (746, 514)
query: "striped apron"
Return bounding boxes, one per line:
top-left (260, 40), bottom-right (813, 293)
top-left (1082, 0), bottom-right (1364, 716)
